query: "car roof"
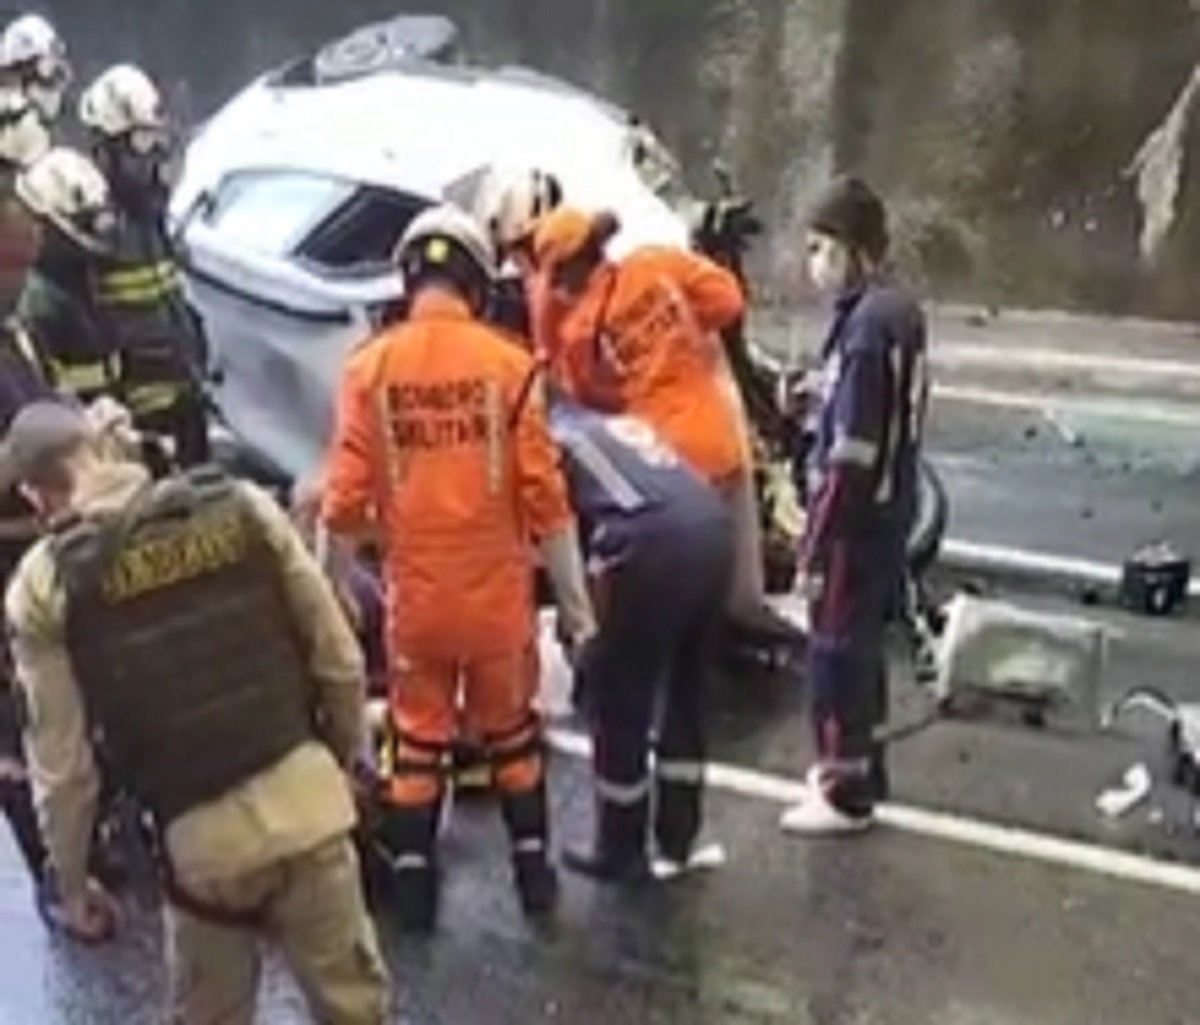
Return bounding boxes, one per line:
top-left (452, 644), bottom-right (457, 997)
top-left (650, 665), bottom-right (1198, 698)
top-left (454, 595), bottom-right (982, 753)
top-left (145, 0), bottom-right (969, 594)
top-left (173, 58), bottom-right (690, 252)
top-left (183, 61), bottom-right (637, 199)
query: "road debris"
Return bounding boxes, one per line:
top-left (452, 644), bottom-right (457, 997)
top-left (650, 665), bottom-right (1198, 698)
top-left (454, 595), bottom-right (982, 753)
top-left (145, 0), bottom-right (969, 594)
top-left (935, 594), bottom-right (1105, 727)
top-left (1105, 688), bottom-right (1200, 796)
top-left (1119, 543), bottom-right (1191, 616)
top-left (1095, 763), bottom-right (1153, 819)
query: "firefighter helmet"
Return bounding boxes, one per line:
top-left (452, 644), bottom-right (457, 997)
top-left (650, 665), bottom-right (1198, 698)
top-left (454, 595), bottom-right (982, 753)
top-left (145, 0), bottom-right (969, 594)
top-left (79, 64), bottom-right (166, 147)
top-left (15, 147), bottom-right (115, 253)
top-left (0, 14), bottom-right (70, 122)
top-left (479, 165), bottom-right (563, 251)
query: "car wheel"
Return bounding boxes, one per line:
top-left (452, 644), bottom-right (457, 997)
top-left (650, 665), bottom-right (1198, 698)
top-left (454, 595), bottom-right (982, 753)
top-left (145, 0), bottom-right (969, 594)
top-left (907, 456), bottom-right (948, 575)
top-left (314, 15), bottom-right (460, 83)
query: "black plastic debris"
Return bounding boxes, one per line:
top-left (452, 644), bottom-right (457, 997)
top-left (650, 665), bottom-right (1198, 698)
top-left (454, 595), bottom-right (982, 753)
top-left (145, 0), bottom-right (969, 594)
top-left (1119, 543), bottom-right (1191, 616)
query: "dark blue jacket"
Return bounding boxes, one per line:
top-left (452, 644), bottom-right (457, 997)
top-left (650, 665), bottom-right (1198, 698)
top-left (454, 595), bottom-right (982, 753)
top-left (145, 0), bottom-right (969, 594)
top-left (548, 401), bottom-right (728, 571)
top-left (805, 281), bottom-right (928, 573)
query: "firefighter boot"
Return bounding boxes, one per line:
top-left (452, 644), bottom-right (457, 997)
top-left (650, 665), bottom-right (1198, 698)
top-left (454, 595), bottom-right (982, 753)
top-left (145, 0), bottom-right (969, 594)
top-left (563, 794), bottom-right (651, 883)
top-left (376, 802), bottom-right (441, 933)
top-left (501, 784), bottom-right (559, 918)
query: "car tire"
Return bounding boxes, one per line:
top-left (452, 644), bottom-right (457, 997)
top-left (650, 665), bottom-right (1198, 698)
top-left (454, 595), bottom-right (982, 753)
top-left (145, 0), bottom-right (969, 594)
top-left (314, 15), bottom-right (460, 84)
top-left (907, 456), bottom-right (948, 575)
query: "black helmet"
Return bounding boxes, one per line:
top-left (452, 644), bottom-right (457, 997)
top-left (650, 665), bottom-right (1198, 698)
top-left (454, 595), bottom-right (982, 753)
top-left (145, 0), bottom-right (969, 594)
top-left (808, 175), bottom-right (889, 262)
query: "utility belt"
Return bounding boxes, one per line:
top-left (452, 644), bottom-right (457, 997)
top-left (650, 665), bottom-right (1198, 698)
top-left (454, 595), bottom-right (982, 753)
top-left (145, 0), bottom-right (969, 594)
top-left (133, 799), bottom-right (275, 930)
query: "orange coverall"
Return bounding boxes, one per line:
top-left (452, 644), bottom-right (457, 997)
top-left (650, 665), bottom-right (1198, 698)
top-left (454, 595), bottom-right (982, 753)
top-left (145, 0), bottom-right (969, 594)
top-left (546, 246), bottom-right (748, 486)
top-left (321, 289), bottom-right (573, 806)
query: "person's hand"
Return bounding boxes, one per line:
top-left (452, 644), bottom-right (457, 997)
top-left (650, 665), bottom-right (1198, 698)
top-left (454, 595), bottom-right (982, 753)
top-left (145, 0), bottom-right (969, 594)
top-left (291, 476), bottom-right (324, 527)
top-left (0, 755), bottom-right (26, 783)
top-left (555, 612), bottom-right (597, 670)
top-left (84, 396), bottom-right (132, 433)
top-left (58, 878), bottom-right (120, 944)
top-left (84, 397), bottom-right (142, 462)
top-left (568, 634), bottom-right (598, 715)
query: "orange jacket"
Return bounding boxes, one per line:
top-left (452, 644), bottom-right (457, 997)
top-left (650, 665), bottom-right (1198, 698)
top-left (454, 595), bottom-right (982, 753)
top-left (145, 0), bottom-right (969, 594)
top-left (321, 289), bottom-right (573, 657)
top-left (545, 246), bottom-right (748, 483)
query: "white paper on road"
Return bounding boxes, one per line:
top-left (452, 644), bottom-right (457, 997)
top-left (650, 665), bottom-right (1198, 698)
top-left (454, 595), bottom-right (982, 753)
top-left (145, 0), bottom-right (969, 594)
top-left (1095, 763), bottom-right (1153, 820)
top-left (536, 610), bottom-right (575, 721)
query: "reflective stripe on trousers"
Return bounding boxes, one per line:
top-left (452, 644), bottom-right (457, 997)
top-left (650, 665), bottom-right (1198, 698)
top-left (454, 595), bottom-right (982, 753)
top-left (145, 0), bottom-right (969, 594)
top-left (595, 774), bottom-right (651, 807)
top-left (656, 758), bottom-right (705, 786)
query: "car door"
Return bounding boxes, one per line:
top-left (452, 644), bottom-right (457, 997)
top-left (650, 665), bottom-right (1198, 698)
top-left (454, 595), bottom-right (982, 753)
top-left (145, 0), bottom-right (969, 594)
top-left (178, 169), bottom-right (421, 480)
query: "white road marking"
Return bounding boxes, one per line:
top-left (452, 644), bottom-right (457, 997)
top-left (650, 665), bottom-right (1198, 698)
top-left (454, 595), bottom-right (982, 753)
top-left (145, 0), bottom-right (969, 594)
top-left (934, 384), bottom-right (1200, 428)
top-left (940, 537), bottom-right (1200, 600)
top-left (546, 728), bottom-right (1200, 896)
top-left (941, 539), bottom-right (1118, 585)
top-left (934, 343), bottom-right (1200, 381)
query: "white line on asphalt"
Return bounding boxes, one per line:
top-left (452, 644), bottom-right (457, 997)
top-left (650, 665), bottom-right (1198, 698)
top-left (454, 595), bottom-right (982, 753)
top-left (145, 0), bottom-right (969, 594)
top-left (934, 384), bottom-right (1200, 427)
top-left (934, 344), bottom-right (1200, 381)
top-left (940, 537), bottom-right (1200, 599)
top-left (942, 539), bottom-right (1117, 585)
top-left (546, 728), bottom-right (1200, 896)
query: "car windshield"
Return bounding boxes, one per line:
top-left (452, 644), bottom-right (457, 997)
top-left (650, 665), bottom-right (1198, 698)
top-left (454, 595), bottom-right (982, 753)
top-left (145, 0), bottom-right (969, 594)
top-left (206, 171), bottom-right (355, 258)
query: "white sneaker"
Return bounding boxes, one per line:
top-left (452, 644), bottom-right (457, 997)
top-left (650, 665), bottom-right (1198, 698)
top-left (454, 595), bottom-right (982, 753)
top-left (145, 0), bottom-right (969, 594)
top-left (779, 789), bottom-right (874, 836)
top-left (651, 841), bottom-right (727, 881)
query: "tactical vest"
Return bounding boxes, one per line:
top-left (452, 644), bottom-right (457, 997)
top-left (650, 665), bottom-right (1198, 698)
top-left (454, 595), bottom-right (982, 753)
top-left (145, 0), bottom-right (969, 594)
top-left (53, 467), bottom-right (315, 825)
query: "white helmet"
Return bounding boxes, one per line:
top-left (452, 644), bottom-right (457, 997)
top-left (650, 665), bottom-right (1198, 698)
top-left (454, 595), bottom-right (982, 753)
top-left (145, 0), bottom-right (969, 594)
top-left (478, 166), bottom-right (563, 250)
top-left (396, 204), bottom-right (497, 280)
top-left (79, 64), bottom-right (165, 143)
top-left (1, 14), bottom-right (70, 121)
top-left (16, 147), bottom-right (114, 252)
top-left (0, 84), bottom-right (48, 167)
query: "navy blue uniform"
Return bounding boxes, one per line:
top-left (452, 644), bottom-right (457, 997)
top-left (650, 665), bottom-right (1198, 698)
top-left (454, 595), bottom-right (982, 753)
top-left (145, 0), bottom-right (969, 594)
top-left (550, 402), bottom-right (732, 866)
top-left (804, 283), bottom-right (928, 814)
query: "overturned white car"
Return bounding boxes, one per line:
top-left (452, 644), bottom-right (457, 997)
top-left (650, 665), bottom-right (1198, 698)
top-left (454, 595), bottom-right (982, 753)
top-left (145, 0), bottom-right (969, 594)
top-left (169, 15), bottom-right (693, 480)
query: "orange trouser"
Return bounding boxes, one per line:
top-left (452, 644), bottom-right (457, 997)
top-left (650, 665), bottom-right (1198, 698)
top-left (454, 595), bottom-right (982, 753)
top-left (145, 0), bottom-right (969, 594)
top-left (384, 645), bottom-right (542, 806)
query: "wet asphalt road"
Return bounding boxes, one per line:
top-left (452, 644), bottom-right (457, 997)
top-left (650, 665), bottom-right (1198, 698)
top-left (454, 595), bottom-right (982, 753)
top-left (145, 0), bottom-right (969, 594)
top-left (4, 309), bottom-right (1200, 1020)
top-left (2, 741), bottom-right (1198, 1025)
top-left (1, 617), bottom-right (1198, 1020)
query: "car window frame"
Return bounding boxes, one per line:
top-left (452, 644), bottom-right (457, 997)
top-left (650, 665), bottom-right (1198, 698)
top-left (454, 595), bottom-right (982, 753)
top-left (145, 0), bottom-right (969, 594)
top-left (292, 183), bottom-right (432, 282)
top-left (202, 168), bottom-right (359, 263)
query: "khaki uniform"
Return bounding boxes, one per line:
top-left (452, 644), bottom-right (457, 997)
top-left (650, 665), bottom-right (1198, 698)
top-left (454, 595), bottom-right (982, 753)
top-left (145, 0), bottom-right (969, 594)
top-left (6, 462), bottom-right (389, 1025)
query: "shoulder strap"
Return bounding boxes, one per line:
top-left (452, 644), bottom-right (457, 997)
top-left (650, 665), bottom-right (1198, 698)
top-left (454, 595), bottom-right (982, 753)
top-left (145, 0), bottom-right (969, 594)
top-left (508, 359), bottom-right (545, 431)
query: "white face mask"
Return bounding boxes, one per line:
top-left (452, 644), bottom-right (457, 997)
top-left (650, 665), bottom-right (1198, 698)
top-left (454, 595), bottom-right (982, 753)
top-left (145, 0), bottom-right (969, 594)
top-left (806, 231), bottom-right (852, 295)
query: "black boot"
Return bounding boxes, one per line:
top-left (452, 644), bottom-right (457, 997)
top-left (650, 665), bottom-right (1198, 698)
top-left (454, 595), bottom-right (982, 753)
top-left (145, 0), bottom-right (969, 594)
top-left (563, 794), bottom-right (650, 884)
top-left (654, 774), bottom-right (703, 866)
top-left (376, 802), bottom-right (441, 933)
top-left (501, 784), bottom-right (559, 918)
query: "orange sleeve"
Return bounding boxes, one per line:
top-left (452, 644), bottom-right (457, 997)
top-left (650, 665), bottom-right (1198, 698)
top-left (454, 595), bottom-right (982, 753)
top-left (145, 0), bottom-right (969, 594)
top-left (511, 364), bottom-right (574, 541)
top-left (320, 354), bottom-right (380, 537)
top-left (656, 247), bottom-right (745, 333)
